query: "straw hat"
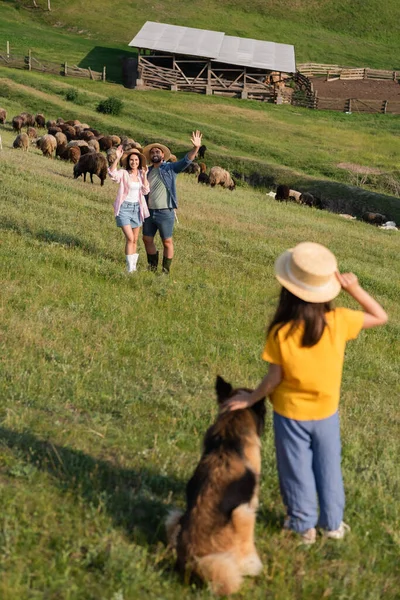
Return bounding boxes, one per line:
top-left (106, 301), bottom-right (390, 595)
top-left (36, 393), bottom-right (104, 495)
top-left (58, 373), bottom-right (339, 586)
top-left (142, 142), bottom-right (171, 163)
top-left (121, 148), bottom-right (147, 170)
top-left (274, 242), bottom-right (341, 303)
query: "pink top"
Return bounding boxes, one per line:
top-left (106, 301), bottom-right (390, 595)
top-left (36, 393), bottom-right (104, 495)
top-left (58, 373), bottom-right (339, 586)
top-left (108, 168), bottom-right (150, 221)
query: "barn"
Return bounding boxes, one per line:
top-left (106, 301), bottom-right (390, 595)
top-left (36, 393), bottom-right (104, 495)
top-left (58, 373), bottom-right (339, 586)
top-left (127, 22), bottom-right (296, 101)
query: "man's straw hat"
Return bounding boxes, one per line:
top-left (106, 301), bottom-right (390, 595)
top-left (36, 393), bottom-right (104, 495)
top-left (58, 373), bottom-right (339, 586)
top-left (274, 242), bottom-right (341, 303)
top-left (142, 142), bottom-right (171, 163)
top-left (121, 148), bottom-right (147, 170)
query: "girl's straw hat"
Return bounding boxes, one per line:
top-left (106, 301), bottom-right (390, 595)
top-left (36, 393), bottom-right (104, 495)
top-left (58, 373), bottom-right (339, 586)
top-left (142, 142), bottom-right (171, 163)
top-left (121, 149), bottom-right (147, 170)
top-left (274, 242), bottom-right (341, 303)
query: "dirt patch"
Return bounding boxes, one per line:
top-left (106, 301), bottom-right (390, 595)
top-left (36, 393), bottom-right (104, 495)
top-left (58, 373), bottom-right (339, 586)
top-left (311, 78), bottom-right (400, 100)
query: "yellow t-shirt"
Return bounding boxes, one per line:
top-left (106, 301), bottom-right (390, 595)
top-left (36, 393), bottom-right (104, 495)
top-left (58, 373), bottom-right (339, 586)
top-left (262, 307), bottom-right (364, 421)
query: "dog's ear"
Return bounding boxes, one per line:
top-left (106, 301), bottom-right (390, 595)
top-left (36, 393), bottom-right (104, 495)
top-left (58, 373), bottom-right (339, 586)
top-left (215, 375), bottom-right (233, 403)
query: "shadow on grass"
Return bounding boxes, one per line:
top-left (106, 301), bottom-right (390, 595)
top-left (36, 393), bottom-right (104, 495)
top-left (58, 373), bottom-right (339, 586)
top-left (0, 426), bottom-right (184, 546)
top-left (0, 217), bottom-right (118, 264)
top-left (78, 47), bottom-right (137, 85)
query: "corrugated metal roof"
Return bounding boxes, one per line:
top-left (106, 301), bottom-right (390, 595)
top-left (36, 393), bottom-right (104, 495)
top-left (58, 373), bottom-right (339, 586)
top-left (129, 22), bottom-right (296, 72)
top-left (129, 21), bottom-right (224, 59)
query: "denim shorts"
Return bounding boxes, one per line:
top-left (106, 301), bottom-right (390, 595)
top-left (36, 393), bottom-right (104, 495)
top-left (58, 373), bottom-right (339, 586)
top-left (142, 208), bottom-right (175, 240)
top-left (116, 202), bottom-right (142, 228)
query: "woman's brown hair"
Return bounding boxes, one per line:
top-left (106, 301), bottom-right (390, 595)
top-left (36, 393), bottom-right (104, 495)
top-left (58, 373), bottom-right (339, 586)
top-left (267, 287), bottom-right (332, 347)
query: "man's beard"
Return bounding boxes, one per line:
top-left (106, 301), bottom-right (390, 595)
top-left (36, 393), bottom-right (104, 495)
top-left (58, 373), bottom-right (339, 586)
top-left (151, 155), bottom-right (162, 164)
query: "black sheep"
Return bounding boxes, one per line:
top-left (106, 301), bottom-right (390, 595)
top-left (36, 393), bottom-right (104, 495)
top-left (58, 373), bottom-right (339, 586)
top-left (73, 153), bottom-right (107, 186)
top-left (198, 144), bottom-right (207, 159)
top-left (275, 184), bottom-right (290, 201)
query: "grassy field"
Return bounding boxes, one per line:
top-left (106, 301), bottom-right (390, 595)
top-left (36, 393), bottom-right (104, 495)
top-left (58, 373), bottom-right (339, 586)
top-left (1, 108), bottom-right (400, 600)
top-left (1, 0), bottom-right (400, 85)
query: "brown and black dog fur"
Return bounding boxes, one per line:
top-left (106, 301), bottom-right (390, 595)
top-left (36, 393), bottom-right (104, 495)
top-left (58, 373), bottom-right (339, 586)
top-left (166, 376), bottom-right (266, 596)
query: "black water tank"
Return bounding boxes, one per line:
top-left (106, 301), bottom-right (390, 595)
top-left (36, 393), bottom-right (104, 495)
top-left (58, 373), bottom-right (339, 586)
top-left (122, 56), bottom-right (138, 89)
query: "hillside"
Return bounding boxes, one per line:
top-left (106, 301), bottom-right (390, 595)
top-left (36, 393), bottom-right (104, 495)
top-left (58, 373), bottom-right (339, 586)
top-left (1, 0), bottom-right (400, 85)
top-left (0, 119), bottom-right (399, 599)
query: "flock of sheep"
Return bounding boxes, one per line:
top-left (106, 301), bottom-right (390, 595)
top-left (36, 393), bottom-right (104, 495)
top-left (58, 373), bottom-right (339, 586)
top-left (1, 107), bottom-right (238, 192)
top-left (0, 107), bottom-right (397, 228)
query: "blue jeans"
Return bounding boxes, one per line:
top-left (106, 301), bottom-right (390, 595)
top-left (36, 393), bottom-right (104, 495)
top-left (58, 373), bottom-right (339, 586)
top-left (273, 411), bottom-right (344, 532)
top-left (142, 208), bottom-right (175, 240)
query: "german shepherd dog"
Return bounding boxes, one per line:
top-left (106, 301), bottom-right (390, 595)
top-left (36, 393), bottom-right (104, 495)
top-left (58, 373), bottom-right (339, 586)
top-left (166, 376), bottom-right (266, 595)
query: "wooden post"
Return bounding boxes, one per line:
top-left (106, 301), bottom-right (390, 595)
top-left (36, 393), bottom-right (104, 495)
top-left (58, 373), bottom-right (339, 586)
top-left (47, 0), bottom-right (51, 10)
top-left (6, 41), bottom-right (10, 58)
top-left (28, 49), bottom-right (31, 71)
top-left (88, 66), bottom-right (94, 80)
top-left (102, 66), bottom-right (106, 81)
top-left (64, 61), bottom-right (68, 76)
top-left (382, 100), bottom-right (388, 114)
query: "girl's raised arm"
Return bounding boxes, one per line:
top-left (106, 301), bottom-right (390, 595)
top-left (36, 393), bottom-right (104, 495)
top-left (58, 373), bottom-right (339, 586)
top-left (336, 272), bottom-right (388, 329)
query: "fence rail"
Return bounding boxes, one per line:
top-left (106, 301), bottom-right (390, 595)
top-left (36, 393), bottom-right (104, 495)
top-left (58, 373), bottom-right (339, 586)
top-left (297, 63), bottom-right (398, 81)
top-left (0, 51), bottom-right (105, 80)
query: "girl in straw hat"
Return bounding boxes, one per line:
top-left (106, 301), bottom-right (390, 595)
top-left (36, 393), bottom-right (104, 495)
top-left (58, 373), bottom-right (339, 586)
top-left (108, 145), bottom-right (150, 273)
top-left (224, 242), bottom-right (387, 544)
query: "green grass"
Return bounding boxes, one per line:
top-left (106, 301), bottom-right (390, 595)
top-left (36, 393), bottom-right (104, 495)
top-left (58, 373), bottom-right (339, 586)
top-left (1, 115), bottom-right (400, 598)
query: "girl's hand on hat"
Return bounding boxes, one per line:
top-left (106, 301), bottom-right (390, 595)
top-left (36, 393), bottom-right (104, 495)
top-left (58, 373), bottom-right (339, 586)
top-left (336, 271), bottom-right (360, 293)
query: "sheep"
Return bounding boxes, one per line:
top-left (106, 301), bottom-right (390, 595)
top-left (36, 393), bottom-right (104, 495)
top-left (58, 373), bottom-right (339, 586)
top-left (299, 192), bottom-right (322, 208)
top-left (67, 140), bottom-right (89, 149)
top-left (46, 119), bottom-right (56, 129)
top-left (98, 135), bottom-right (114, 151)
top-left (48, 126), bottom-right (63, 136)
top-left (87, 138), bottom-right (100, 153)
top-left (209, 166), bottom-right (235, 190)
top-left (0, 108), bottom-right (7, 125)
top-left (59, 124), bottom-right (76, 140)
top-left (27, 127), bottom-right (37, 139)
top-left (20, 112), bottom-right (35, 127)
top-left (197, 162), bottom-right (210, 185)
top-left (362, 212), bottom-right (387, 225)
top-left (198, 144), bottom-right (207, 159)
top-left (38, 134), bottom-right (57, 158)
top-left (80, 129), bottom-right (95, 142)
top-left (88, 128), bottom-right (101, 137)
top-left (275, 184), bottom-right (290, 201)
top-left (73, 152), bottom-right (107, 186)
top-left (13, 133), bottom-right (30, 151)
top-left (55, 131), bottom-right (68, 147)
top-left (35, 113), bottom-right (45, 128)
top-left (110, 135), bottom-right (121, 147)
top-left (58, 145), bottom-right (81, 164)
top-left (288, 189), bottom-right (302, 203)
top-left (79, 145), bottom-right (95, 156)
top-left (56, 117), bottom-right (65, 125)
top-left (12, 116), bottom-right (24, 133)
top-left (183, 162), bottom-right (201, 175)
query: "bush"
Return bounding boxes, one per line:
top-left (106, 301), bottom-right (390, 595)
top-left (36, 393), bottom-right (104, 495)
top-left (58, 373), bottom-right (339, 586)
top-left (65, 88), bottom-right (79, 102)
top-left (96, 97), bottom-right (123, 115)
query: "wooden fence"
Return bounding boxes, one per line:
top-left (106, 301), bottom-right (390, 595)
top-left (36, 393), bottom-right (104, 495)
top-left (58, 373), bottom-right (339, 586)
top-left (297, 63), bottom-right (398, 81)
top-left (315, 96), bottom-right (400, 114)
top-left (0, 50), bottom-right (105, 81)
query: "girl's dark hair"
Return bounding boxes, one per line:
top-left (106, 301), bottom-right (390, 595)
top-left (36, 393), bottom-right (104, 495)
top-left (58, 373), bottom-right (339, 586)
top-left (267, 287), bottom-right (332, 347)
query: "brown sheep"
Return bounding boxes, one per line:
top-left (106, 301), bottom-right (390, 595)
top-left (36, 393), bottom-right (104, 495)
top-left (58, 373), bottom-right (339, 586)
top-left (0, 108), bottom-right (7, 125)
top-left (56, 117), bottom-right (65, 125)
top-left (48, 126), bottom-right (62, 136)
top-left (362, 212), bottom-right (387, 225)
top-left (79, 145), bottom-right (95, 156)
top-left (106, 147), bottom-right (118, 166)
top-left (13, 133), bottom-right (30, 151)
top-left (80, 130), bottom-right (95, 142)
top-left (46, 119), bottom-right (56, 129)
top-left (58, 145), bottom-right (81, 164)
top-left (98, 135), bottom-right (113, 151)
top-left (209, 166), bottom-right (236, 190)
top-left (73, 152), bottom-right (107, 186)
top-left (12, 116), bottom-right (24, 133)
top-left (87, 138), bottom-right (100, 153)
top-left (55, 131), bottom-right (68, 147)
top-left (88, 128), bottom-right (101, 137)
top-left (59, 124), bottom-right (76, 140)
top-left (38, 134), bottom-right (57, 158)
top-left (183, 162), bottom-right (201, 175)
top-left (27, 127), bottom-right (37, 139)
top-left (20, 112), bottom-right (35, 127)
top-left (67, 140), bottom-right (89, 149)
top-left (35, 113), bottom-right (46, 128)
top-left (198, 162), bottom-right (210, 185)
top-left (110, 135), bottom-right (121, 147)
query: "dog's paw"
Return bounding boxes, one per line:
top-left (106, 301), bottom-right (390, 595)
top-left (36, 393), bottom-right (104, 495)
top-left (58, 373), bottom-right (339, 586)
top-left (239, 552), bottom-right (263, 576)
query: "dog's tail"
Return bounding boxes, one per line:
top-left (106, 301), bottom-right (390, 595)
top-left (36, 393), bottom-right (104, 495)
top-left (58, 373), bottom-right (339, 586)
top-left (196, 552), bottom-right (242, 596)
top-left (165, 509), bottom-right (183, 548)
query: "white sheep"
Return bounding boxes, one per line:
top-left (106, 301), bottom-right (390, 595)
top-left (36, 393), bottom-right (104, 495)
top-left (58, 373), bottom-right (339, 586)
top-left (209, 166), bottom-right (236, 190)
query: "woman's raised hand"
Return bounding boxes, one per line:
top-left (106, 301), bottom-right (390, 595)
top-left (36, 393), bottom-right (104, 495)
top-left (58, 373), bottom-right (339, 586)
top-left (191, 130), bottom-right (202, 148)
top-left (116, 145), bottom-right (124, 160)
top-left (335, 272), bottom-right (360, 293)
top-left (141, 165), bottom-right (148, 177)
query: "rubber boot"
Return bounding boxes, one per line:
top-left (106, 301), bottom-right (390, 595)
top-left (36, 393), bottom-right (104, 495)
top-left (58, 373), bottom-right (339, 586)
top-left (147, 251), bottom-right (159, 272)
top-left (162, 256), bottom-right (172, 274)
top-left (126, 253), bottom-right (139, 273)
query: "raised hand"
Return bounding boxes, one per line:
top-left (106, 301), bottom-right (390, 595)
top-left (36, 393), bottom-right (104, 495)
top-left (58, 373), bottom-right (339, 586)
top-left (116, 144), bottom-right (124, 160)
top-left (191, 130), bottom-right (202, 148)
